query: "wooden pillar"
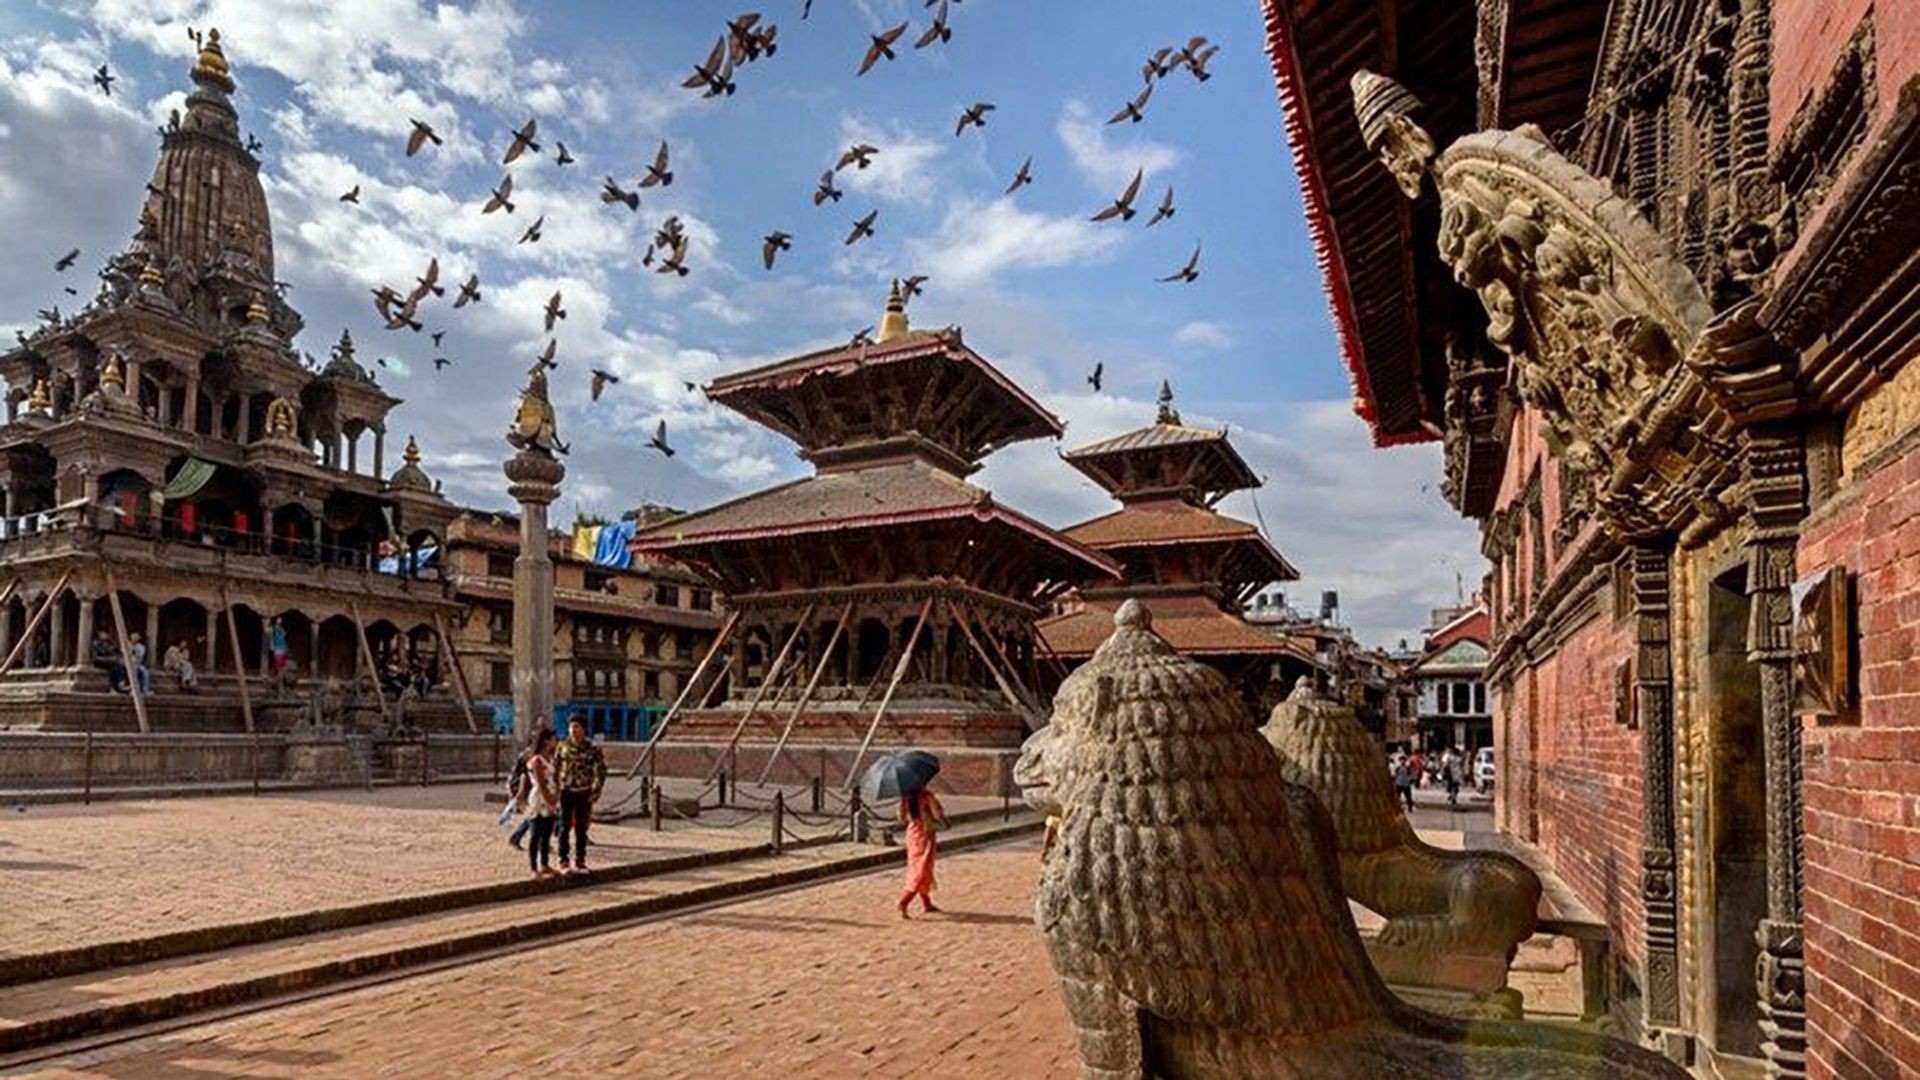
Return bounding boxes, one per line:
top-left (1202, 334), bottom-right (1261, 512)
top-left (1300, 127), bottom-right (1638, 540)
top-left (758, 601), bottom-right (853, 784)
top-left (104, 573), bottom-right (149, 733)
top-left (625, 609), bottom-right (741, 779)
top-left (0, 573), bottom-right (68, 676)
top-left (844, 595), bottom-right (933, 788)
top-left (706, 604), bottom-right (814, 781)
top-left (433, 612), bottom-right (481, 733)
top-left (222, 588), bottom-right (254, 735)
top-left (204, 609), bottom-right (219, 674)
top-left (1632, 542), bottom-right (1681, 1037)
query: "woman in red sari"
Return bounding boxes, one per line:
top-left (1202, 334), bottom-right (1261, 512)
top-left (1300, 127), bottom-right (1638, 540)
top-left (898, 787), bottom-right (949, 918)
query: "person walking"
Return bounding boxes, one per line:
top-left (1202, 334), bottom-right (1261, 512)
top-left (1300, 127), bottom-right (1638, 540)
top-left (897, 787), bottom-right (949, 919)
top-left (523, 729), bottom-right (560, 879)
top-left (1441, 748), bottom-right (1462, 809)
top-left (1392, 755), bottom-right (1417, 812)
top-left (1408, 749), bottom-right (1427, 789)
top-left (553, 717), bottom-right (605, 875)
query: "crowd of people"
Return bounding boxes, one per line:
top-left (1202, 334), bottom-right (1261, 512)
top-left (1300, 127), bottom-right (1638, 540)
top-left (89, 629), bottom-right (197, 695)
top-left (1389, 747), bottom-right (1474, 811)
top-left (500, 715), bottom-right (608, 878)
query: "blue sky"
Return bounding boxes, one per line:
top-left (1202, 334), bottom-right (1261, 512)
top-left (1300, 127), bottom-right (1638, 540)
top-left (0, 0), bottom-right (1480, 647)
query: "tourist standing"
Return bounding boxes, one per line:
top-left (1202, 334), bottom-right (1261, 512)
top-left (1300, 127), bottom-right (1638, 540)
top-left (268, 617), bottom-right (290, 680)
top-left (1392, 756), bottom-right (1416, 812)
top-left (162, 639), bottom-right (197, 692)
top-left (524, 729), bottom-right (559, 878)
top-left (897, 787), bottom-right (949, 918)
top-left (127, 631), bottom-right (152, 696)
top-left (553, 717), bottom-right (605, 875)
top-left (1441, 748), bottom-right (1462, 808)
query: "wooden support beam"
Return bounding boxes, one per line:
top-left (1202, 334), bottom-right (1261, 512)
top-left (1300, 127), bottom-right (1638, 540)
top-left (103, 572), bottom-right (150, 734)
top-left (626, 609), bottom-right (741, 778)
top-left (0, 571), bottom-right (71, 677)
top-left (947, 597), bottom-right (1037, 723)
top-left (348, 602), bottom-right (394, 728)
top-left (757, 600), bottom-right (854, 785)
top-left (705, 603), bottom-right (815, 781)
top-left (844, 595), bottom-right (933, 789)
top-left (0, 578), bottom-right (19, 615)
top-left (220, 587), bottom-right (254, 735)
top-left (432, 612), bottom-right (481, 734)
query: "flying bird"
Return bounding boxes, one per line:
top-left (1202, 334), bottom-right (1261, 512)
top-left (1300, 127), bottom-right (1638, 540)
top-left (1182, 38), bottom-right (1220, 81)
top-left (762, 231), bottom-right (792, 270)
top-left (36, 306), bottom-right (61, 325)
top-left (915, 0), bottom-right (952, 48)
top-left (411, 257), bottom-right (444, 301)
top-left (646, 419), bottom-right (675, 457)
top-left (553, 141), bottom-right (575, 166)
top-left (384, 298), bottom-right (423, 332)
top-left (802, 0), bottom-right (813, 17)
top-left (406, 119), bottom-right (442, 156)
top-left (453, 274), bottom-right (482, 308)
top-left (432, 357), bottom-right (453, 371)
top-left (849, 326), bottom-right (875, 346)
top-left (54, 249), bottom-right (80, 272)
top-left (639, 141), bottom-right (674, 187)
top-left (1091, 168), bottom-right (1144, 222)
top-left (1159, 242), bottom-right (1202, 283)
top-left (339, 185), bottom-right (361, 204)
top-left (518, 215), bottom-right (545, 244)
top-left (1088, 362), bottom-right (1103, 392)
top-left (544, 291), bottom-right (566, 331)
top-left (844, 210), bottom-right (878, 246)
top-left (900, 275), bottom-right (928, 302)
top-left (859, 22), bottom-right (908, 75)
top-left (813, 170), bottom-right (843, 205)
top-left (431, 330), bottom-right (445, 348)
top-left (955, 101), bottom-right (995, 136)
top-left (1005, 155), bottom-right (1033, 194)
top-left (371, 285), bottom-right (406, 321)
top-left (62, 286), bottom-right (78, 297)
top-left (1142, 46), bottom-right (1177, 82)
top-left (683, 381), bottom-right (699, 392)
top-left (1108, 82), bottom-right (1154, 125)
top-left (683, 35), bottom-right (737, 97)
top-left (836, 143), bottom-right (878, 171)
top-left (1146, 186), bottom-right (1176, 226)
top-left (531, 339), bottom-right (558, 373)
top-left (601, 178), bottom-right (640, 211)
top-left (93, 64), bottom-right (114, 96)
top-left (502, 119), bottom-right (540, 164)
top-left (727, 13), bottom-right (776, 62)
top-left (483, 175), bottom-right (515, 214)
top-left (589, 368), bottom-right (620, 402)
top-left (654, 236), bottom-right (691, 276)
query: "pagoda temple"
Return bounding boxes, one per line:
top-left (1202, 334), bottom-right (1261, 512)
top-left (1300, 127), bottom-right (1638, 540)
top-left (0, 31), bottom-right (467, 734)
top-left (631, 283), bottom-right (1118, 794)
top-left (1037, 382), bottom-right (1312, 715)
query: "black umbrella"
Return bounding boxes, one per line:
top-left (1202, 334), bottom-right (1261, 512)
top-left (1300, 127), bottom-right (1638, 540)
top-left (859, 749), bottom-right (942, 802)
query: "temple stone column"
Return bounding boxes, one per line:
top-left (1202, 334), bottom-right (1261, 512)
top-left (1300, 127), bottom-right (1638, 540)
top-left (373, 427), bottom-right (386, 481)
top-left (48, 597), bottom-right (66, 668)
top-left (74, 596), bottom-right (95, 664)
top-left (504, 447), bottom-right (564, 743)
top-left (346, 432), bottom-right (358, 475)
top-left (204, 609), bottom-right (219, 674)
top-left (144, 603), bottom-right (160, 655)
top-left (184, 375), bottom-right (199, 432)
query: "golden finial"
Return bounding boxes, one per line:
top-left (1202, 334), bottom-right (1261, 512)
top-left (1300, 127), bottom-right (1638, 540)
top-left (1156, 380), bottom-right (1181, 425)
top-left (876, 278), bottom-right (909, 343)
top-left (140, 258), bottom-right (165, 287)
top-left (192, 28), bottom-right (235, 93)
top-left (246, 294), bottom-right (269, 324)
top-left (266, 397), bottom-right (296, 436)
top-left (403, 435), bottom-right (422, 467)
top-left (101, 355), bottom-right (126, 391)
top-left (27, 378), bottom-right (51, 414)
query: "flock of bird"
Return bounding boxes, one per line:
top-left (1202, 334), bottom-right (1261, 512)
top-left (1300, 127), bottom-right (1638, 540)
top-left (58, 7), bottom-right (1221, 460)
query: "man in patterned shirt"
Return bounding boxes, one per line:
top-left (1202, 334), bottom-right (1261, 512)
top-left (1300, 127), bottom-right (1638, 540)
top-left (553, 716), bottom-right (606, 874)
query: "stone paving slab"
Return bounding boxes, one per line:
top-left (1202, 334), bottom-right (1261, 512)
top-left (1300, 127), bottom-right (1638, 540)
top-left (17, 838), bottom-right (1079, 1080)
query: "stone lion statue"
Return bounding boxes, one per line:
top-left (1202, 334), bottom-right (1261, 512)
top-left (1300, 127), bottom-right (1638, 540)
top-left (1262, 678), bottom-right (1541, 999)
top-left (1016, 601), bottom-right (1683, 1079)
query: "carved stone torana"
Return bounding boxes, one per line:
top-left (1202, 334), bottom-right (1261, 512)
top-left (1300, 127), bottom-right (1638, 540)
top-left (1261, 678), bottom-right (1542, 1000)
top-left (1016, 600), bottom-right (1687, 1079)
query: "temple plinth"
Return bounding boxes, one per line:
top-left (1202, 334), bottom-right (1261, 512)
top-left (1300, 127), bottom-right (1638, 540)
top-left (633, 284), bottom-right (1117, 794)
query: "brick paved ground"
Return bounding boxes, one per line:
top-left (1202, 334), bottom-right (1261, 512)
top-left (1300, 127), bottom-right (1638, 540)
top-left (21, 838), bottom-right (1078, 1080)
top-left (0, 778), bottom-right (894, 961)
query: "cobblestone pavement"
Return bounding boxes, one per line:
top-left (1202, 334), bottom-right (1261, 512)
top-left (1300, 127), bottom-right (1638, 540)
top-left (19, 838), bottom-right (1079, 1080)
top-left (0, 779), bottom-right (880, 961)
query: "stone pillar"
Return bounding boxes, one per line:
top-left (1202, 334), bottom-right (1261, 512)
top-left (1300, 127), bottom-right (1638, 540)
top-left (0, 601), bottom-right (13, 664)
top-left (505, 448), bottom-right (564, 742)
top-left (346, 432), bottom-right (358, 475)
top-left (205, 609), bottom-right (219, 674)
top-left (144, 603), bottom-right (160, 656)
top-left (373, 427), bottom-right (386, 481)
top-left (308, 625), bottom-right (321, 678)
top-left (184, 375), bottom-right (199, 432)
top-left (48, 595), bottom-right (66, 668)
top-left (74, 595), bottom-right (95, 664)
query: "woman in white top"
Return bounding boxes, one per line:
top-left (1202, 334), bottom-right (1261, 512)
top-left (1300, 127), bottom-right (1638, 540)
top-left (524, 729), bottom-right (560, 878)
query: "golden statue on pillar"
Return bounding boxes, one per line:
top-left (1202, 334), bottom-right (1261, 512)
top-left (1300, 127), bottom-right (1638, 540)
top-left (26, 378), bottom-right (51, 414)
top-left (507, 368), bottom-right (568, 455)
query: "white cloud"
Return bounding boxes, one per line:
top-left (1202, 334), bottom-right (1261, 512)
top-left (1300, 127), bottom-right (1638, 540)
top-left (832, 113), bottom-right (947, 204)
top-left (1055, 97), bottom-right (1182, 192)
top-left (1173, 320), bottom-right (1232, 349)
top-left (910, 197), bottom-right (1124, 288)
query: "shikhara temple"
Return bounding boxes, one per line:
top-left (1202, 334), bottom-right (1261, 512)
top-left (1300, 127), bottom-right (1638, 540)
top-left (0, 31), bottom-right (469, 733)
top-left (1037, 381), bottom-right (1312, 714)
top-left (632, 283), bottom-right (1117, 793)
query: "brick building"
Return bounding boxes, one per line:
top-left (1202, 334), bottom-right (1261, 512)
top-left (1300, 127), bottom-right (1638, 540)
top-left (1262, 0), bottom-right (1917, 1076)
top-left (1404, 606), bottom-right (1492, 754)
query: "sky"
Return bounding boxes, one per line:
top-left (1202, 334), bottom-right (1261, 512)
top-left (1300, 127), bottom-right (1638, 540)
top-left (0, 0), bottom-right (1481, 649)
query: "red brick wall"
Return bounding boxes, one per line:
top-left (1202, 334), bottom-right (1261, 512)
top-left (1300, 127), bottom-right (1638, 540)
top-left (1796, 439), bottom-right (1920, 1079)
top-left (1772, 0), bottom-right (1920, 142)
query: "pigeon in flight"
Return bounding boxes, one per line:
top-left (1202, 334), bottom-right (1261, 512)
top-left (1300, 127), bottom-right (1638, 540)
top-left (431, 330), bottom-right (445, 348)
top-left (684, 35), bottom-right (737, 97)
top-left (727, 13), bottom-right (776, 63)
top-left (93, 64), bottom-right (114, 96)
top-left (371, 285), bottom-right (407, 321)
top-left (406, 119), bottom-right (442, 156)
top-left (955, 101), bottom-right (995, 136)
top-left (502, 119), bottom-right (540, 164)
top-left (1146, 187), bottom-right (1176, 227)
top-left (639, 141), bottom-right (674, 187)
top-left (845, 210), bottom-right (878, 246)
top-left (1182, 38), bottom-right (1220, 81)
top-left (1091, 168), bottom-right (1144, 222)
top-left (1159, 242), bottom-right (1201, 284)
top-left (849, 326), bottom-right (875, 346)
top-left (762, 231), bottom-right (792, 270)
top-left (554, 141), bottom-right (575, 166)
top-left (900, 275), bottom-right (928, 302)
top-left (590, 369), bottom-right (620, 402)
top-left (859, 22), bottom-right (908, 75)
top-left (453, 274), bottom-right (482, 308)
top-left (339, 185), bottom-right (361, 204)
top-left (1108, 82), bottom-right (1153, 125)
top-left (518, 215), bottom-right (545, 244)
top-left (601, 178), bottom-right (640, 211)
top-left (483, 175), bottom-right (515, 214)
top-left (530, 339), bottom-right (558, 373)
top-left (432, 357), bottom-right (453, 371)
top-left (1142, 47), bottom-right (1177, 82)
top-left (1087, 362), bottom-right (1103, 392)
top-left (646, 420), bottom-right (675, 457)
top-left (54, 249), bottom-right (81, 272)
top-left (384, 297), bottom-right (424, 333)
top-left (915, 0), bottom-right (952, 48)
top-left (1004, 156), bottom-right (1033, 194)
top-left (411, 257), bottom-right (444, 302)
top-left (654, 237), bottom-right (691, 277)
top-left (544, 291), bottom-right (566, 332)
top-left (814, 170), bottom-right (843, 205)
top-left (836, 143), bottom-right (878, 171)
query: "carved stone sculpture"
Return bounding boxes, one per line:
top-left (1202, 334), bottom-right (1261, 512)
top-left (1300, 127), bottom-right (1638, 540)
top-left (1261, 678), bottom-right (1541, 1002)
top-left (1016, 601), bottom-right (1684, 1079)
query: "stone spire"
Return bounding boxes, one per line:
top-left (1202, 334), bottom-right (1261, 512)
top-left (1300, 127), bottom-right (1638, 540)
top-left (876, 278), bottom-right (910, 343)
top-left (389, 434), bottom-right (434, 491)
top-left (1156, 379), bottom-right (1182, 425)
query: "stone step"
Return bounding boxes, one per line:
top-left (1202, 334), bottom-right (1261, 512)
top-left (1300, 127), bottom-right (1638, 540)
top-left (0, 814), bottom-right (1042, 1060)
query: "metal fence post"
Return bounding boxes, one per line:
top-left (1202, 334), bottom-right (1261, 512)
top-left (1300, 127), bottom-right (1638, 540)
top-left (491, 731), bottom-right (501, 783)
top-left (82, 730), bottom-right (93, 805)
top-left (717, 770), bottom-right (728, 808)
top-left (848, 789), bottom-right (864, 844)
top-left (651, 784), bottom-right (663, 832)
top-left (771, 790), bottom-right (785, 855)
top-left (420, 733), bottom-right (430, 786)
top-left (810, 775), bottom-right (822, 813)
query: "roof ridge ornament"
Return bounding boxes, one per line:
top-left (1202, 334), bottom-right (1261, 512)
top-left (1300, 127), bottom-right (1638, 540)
top-left (1156, 379), bottom-right (1181, 425)
top-left (876, 278), bottom-right (909, 343)
top-left (1349, 70), bottom-right (1436, 199)
top-left (191, 28), bottom-right (235, 94)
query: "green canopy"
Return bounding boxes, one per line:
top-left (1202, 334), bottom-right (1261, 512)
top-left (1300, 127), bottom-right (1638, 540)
top-left (161, 458), bottom-right (218, 501)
